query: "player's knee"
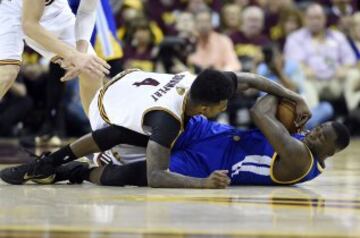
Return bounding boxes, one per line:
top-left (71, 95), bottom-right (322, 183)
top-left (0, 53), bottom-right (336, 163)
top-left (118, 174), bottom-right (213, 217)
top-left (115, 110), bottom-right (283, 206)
top-left (100, 162), bottom-right (147, 186)
top-left (0, 65), bottom-right (19, 87)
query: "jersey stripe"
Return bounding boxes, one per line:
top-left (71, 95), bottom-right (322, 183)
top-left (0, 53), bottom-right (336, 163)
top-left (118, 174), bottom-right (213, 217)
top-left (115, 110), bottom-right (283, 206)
top-left (97, 68), bottom-right (140, 124)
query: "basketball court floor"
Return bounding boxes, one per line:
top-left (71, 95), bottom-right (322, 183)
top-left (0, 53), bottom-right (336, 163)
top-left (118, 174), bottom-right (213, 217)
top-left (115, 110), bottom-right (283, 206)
top-left (0, 140), bottom-right (359, 238)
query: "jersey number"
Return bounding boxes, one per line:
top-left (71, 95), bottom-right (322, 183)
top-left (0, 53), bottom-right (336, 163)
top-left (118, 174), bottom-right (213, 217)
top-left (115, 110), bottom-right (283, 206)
top-left (133, 78), bottom-right (160, 87)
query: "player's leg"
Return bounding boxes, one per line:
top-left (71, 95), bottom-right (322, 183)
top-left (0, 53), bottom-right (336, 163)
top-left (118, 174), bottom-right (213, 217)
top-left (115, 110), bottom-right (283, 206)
top-left (47, 160), bottom-right (147, 186)
top-left (0, 64), bottom-right (20, 99)
top-left (0, 14), bottom-right (24, 99)
top-left (78, 71), bottom-right (103, 115)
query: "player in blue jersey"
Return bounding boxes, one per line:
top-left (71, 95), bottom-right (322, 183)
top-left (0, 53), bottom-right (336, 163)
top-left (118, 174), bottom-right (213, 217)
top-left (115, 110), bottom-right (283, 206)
top-left (170, 94), bottom-right (350, 186)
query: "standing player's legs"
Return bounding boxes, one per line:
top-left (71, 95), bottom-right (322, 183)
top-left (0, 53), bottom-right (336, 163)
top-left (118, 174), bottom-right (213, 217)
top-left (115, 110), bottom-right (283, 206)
top-left (78, 72), bottom-right (102, 115)
top-left (0, 14), bottom-right (24, 100)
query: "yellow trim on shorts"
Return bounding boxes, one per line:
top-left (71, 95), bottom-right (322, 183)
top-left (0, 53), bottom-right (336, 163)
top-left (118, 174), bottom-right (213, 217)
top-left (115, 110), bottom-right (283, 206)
top-left (270, 144), bottom-right (316, 185)
top-left (0, 59), bottom-right (21, 66)
top-left (97, 68), bottom-right (141, 125)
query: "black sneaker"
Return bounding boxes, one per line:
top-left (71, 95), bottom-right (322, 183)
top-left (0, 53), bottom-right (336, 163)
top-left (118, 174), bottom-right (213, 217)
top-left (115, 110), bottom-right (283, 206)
top-left (0, 153), bottom-right (56, 185)
top-left (47, 161), bottom-right (90, 184)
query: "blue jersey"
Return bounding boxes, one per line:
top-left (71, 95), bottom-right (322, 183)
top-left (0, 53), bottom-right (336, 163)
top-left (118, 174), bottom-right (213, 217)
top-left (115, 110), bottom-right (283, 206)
top-left (170, 116), bottom-right (324, 185)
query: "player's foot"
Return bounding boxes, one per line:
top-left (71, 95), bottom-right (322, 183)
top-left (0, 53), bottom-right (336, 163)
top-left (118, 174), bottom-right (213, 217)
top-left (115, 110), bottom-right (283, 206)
top-left (47, 161), bottom-right (90, 184)
top-left (0, 153), bottom-right (56, 185)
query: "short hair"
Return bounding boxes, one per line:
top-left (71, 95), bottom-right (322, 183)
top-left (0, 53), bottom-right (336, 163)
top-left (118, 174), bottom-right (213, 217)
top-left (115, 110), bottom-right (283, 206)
top-left (190, 69), bottom-right (235, 105)
top-left (242, 6), bottom-right (264, 21)
top-left (331, 122), bottom-right (350, 151)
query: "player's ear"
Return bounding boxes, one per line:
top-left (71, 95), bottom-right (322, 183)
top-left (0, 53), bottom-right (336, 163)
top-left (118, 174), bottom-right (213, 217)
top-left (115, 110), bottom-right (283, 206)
top-left (200, 105), bottom-right (209, 114)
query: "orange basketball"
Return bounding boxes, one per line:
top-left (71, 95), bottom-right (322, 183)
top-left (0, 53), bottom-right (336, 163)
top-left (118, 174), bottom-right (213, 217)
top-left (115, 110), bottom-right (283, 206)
top-left (276, 99), bottom-right (298, 133)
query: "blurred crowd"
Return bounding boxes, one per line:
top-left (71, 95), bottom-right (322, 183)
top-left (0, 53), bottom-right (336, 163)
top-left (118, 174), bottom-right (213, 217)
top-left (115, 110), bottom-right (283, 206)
top-left (2, 0), bottom-right (360, 146)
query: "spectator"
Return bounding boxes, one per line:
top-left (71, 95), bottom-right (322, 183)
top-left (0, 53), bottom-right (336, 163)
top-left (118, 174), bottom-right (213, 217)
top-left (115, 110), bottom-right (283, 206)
top-left (221, 3), bottom-right (242, 35)
top-left (263, 0), bottom-right (294, 39)
top-left (257, 44), bottom-right (334, 129)
top-left (144, 0), bottom-right (182, 36)
top-left (155, 12), bottom-right (197, 74)
top-left (327, 0), bottom-right (357, 34)
top-left (232, 0), bottom-right (252, 9)
top-left (122, 17), bottom-right (157, 71)
top-left (284, 3), bottom-right (356, 103)
top-left (344, 12), bottom-right (360, 133)
top-left (188, 8), bottom-right (241, 72)
top-left (271, 7), bottom-right (304, 49)
top-left (229, 6), bottom-right (270, 72)
top-left (186, 0), bottom-right (222, 29)
top-left (116, 1), bottom-right (163, 45)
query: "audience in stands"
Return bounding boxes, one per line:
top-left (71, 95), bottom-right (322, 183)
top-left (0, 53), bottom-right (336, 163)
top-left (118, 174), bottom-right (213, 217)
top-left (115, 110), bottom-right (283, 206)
top-left (284, 3), bottom-right (356, 103)
top-left (221, 3), bottom-right (242, 35)
top-left (122, 17), bottom-right (157, 72)
top-left (229, 6), bottom-right (270, 72)
top-left (188, 9), bottom-right (241, 72)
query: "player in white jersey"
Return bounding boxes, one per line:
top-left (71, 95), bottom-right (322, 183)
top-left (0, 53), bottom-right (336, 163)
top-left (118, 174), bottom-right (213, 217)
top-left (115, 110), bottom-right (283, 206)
top-left (0, 0), bottom-right (110, 114)
top-left (1, 68), bottom-right (312, 188)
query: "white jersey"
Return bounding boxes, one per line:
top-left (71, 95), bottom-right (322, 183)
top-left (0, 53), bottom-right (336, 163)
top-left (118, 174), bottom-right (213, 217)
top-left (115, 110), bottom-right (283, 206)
top-left (96, 69), bottom-right (196, 135)
top-left (0, 0), bottom-right (72, 22)
top-left (0, 0), bottom-right (96, 62)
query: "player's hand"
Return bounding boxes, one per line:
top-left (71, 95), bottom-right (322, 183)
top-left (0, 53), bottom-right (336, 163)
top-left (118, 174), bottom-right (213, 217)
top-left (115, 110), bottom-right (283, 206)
top-left (294, 97), bottom-right (312, 128)
top-left (203, 170), bottom-right (230, 189)
top-left (59, 52), bottom-right (111, 81)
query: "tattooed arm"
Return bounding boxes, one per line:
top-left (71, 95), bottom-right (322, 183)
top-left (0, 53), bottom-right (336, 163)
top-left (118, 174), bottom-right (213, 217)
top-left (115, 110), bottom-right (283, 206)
top-left (146, 141), bottom-right (230, 188)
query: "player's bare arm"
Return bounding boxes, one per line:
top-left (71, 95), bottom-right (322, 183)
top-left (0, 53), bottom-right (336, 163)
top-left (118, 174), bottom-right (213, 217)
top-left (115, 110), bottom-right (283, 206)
top-left (250, 94), bottom-right (312, 180)
top-left (234, 72), bottom-right (311, 127)
top-left (22, 0), bottom-right (110, 80)
top-left (146, 141), bottom-right (230, 188)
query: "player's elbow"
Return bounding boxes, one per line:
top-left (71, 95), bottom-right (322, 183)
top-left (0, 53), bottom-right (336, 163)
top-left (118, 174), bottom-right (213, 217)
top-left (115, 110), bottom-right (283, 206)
top-left (250, 107), bottom-right (261, 121)
top-left (22, 20), bottom-right (37, 36)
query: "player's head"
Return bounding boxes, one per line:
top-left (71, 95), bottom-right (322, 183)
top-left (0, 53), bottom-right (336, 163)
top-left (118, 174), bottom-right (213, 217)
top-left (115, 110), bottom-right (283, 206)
top-left (188, 69), bottom-right (235, 118)
top-left (304, 121), bottom-right (350, 163)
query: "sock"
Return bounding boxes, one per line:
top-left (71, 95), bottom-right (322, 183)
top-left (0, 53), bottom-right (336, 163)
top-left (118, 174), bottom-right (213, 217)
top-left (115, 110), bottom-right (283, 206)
top-left (49, 145), bottom-right (77, 166)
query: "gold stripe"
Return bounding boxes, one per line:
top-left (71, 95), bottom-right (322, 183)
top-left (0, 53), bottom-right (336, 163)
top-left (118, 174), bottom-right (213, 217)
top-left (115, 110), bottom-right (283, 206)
top-left (270, 144), bottom-right (315, 184)
top-left (97, 68), bottom-right (141, 125)
top-left (0, 60), bottom-right (21, 66)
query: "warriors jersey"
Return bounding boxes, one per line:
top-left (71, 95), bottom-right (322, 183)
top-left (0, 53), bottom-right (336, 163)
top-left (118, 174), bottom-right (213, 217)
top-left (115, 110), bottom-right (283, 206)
top-left (96, 69), bottom-right (196, 135)
top-left (170, 116), bottom-right (324, 185)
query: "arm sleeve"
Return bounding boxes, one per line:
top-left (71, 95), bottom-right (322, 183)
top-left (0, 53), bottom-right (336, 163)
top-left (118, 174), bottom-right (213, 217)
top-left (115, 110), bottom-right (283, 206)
top-left (75, 0), bottom-right (98, 41)
top-left (143, 111), bottom-right (181, 148)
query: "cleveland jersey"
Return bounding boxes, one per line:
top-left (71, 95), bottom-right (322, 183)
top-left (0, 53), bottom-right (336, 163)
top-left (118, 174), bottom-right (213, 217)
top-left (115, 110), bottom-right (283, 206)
top-left (96, 69), bottom-right (196, 135)
top-left (170, 116), bottom-right (324, 185)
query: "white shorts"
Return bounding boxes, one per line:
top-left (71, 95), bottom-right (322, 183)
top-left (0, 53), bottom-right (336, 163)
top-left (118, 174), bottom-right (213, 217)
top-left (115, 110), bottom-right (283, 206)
top-left (88, 93), bottom-right (146, 166)
top-left (0, 5), bottom-right (95, 64)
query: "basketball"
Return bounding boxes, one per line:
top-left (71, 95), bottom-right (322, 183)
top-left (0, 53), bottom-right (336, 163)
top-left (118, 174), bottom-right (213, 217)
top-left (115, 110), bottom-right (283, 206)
top-left (276, 99), bottom-right (297, 133)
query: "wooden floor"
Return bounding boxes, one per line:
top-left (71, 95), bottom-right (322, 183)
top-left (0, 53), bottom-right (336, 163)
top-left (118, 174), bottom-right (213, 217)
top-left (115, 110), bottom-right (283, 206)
top-left (0, 140), bottom-right (359, 238)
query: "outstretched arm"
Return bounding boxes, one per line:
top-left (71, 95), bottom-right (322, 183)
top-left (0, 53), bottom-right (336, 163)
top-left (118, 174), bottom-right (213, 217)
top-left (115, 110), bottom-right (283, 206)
top-left (75, 0), bottom-right (98, 53)
top-left (22, 0), bottom-right (109, 79)
top-left (250, 95), bottom-right (311, 175)
top-left (146, 141), bottom-right (230, 188)
top-left (235, 72), bottom-right (311, 127)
